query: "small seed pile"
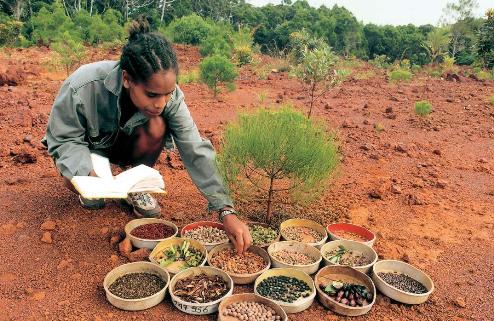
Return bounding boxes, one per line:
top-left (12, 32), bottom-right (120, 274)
top-left (173, 273), bottom-right (228, 303)
top-left (333, 230), bottom-right (368, 242)
top-left (183, 226), bottom-right (229, 244)
top-left (223, 301), bottom-right (282, 321)
top-left (320, 280), bottom-right (372, 307)
top-left (378, 272), bottom-right (428, 294)
top-left (325, 245), bottom-right (371, 266)
top-left (108, 272), bottom-right (165, 299)
top-left (257, 276), bottom-right (311, 303)
top-left (249, 225), bottom-right (278, 246)
top-left (130, 223), bottom-right (175, 240)
top-left (282, 226), bottom-right (323, 243)
top-left (211, 249), bottom-right (266, 274)
top-left (272, 250), bottom-right (316, 265)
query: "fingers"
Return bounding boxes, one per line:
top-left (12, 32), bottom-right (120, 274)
top-left (235, 233), bottom-right (245, 255)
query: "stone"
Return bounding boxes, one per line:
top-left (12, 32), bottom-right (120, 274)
top-left (40, 220), bottom-right (56, 231)
top-left (436, 180), bottom-right (448, 189)
top-left (118, 238), bottom-right (132, 255)
top-left (454, 297), bottom-right (466, 308)
top-left (127, 248), bottom-right (151, 262)
top-left (41, 232), bottom-right (52, 244)
top-left (391, 184), bottom-right (402, 194)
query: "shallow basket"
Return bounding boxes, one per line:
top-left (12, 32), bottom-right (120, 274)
top-left (180, 221), bottom-right (230, 251)
top-left (148, 237), bottom-right (207, 277)
top-left (124, 218), bottom-right (178, 250)
top-left (169, 266), bottom-right (233, 315)
top-left (326, 223), bottom-right (376, 247)
top-left (267, 241), bottom-right (322, 275)
top-left (247, 221), bottom-right (281, 248)
top-left (371, 260), bottom-right (434, 304)
top-left (320, 240), bottom-right (378, 274)
top-left (218, 293), bottom-right (288, 321)
top-left (207, 243), bottom-right (271, 284)
top-left (315, 265), bottom-right (376, 316)
top-left (254, 268), bottom-right (316, 314)
top-left (103, 261), bottom-right (169, 311)
top-left (280, 219), bottom-right (328, 249)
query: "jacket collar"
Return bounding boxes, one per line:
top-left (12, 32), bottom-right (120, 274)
top-left (103, 62), bottom-right (123, 97)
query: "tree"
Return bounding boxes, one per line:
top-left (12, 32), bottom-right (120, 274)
top-left (199, 54), bottom-right (237, 97)
top-left (51, 31), bottom-right (86, 75)
top-left (293, 39), bottom-right (343, 118)
top-left (477, 9), bottom-right (494, 68)
top-left (217, 106), bottom-right (339, 221)
top-left (423, 28), bottom-right (451, 64)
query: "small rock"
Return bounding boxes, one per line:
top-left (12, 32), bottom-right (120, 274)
top-left (390, 96), bottom-right (399, 101)
top-left (446, 98), bottom-right (454, 103)
top-left (369, 153), bottom-right (380, 160)
top-left (433, 149), bottom-right (442, 156)
top-left (0, 223), bottom-right (17, 235)
top-left (41, 232), bottom-right (52, 244)
top-left (40, 220), bottom-right (56, 231)
top-left (110, 235), bottom-right (122, 248)
top-left (394, 144), bottom-right (408, 153)
top-left (363, 119), bottom-right (370, 125)
top-left (391, 184), bottom-right (402, 194)
top-left (127, 248), bottom-right (151, 262)
top-left (360, 144), bottom-right (373, 151)
top-left (23, 135), bottom-right (32, 143)
top-left (100, 227), bottom-right (110, 237)
top-left (341, 120), bottom-right (354, 128)
top-left (13, 151), bottom-right (37, 164)
top-left (57, 259), bottom-right (70, 270)
top-left (436, 179), bottom-right (448, 189)
top-left (118, 238), bottom-right (132, 255)
top-left (478, 158), bottom-right (488, 164)
top-left (385, 113), bottom-right (397, 119)
top-left (401, 253), bottom-right (411, 263)
top-left (110, 255), bottom-right (119, 264)
top-left (385, 106), bottom-right (393, 113)
top-left (25, 287), bottom-right (34, 295)
top-left (406, 193), bottom-right (426, 205)
top-left (368, 190), bottom-right (383, 199)
top-left (454, 297), bottom-right (466, 308)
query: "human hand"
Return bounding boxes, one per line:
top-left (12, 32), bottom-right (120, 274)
top-left (222, 213), bottom-right (252, 255)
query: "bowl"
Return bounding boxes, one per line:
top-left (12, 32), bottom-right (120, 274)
top-left (371, 260), bottom-right (434, 304)
top-left (207, 243), bottom-right (271, 284)
top-left (180, 221), bottom-right (229, 251)
top-left (315, 265), bottom-right (376, 316)
top-left (218, 293), bottom-right (288, 321)
top-left (280, 219), bottom-right (328, 249)
top-left (267, 241), bottom-right (322, 275)
top-left (169, 266), bottom-right (234, 315)
top-left (320, 240), bottom-right (378, 274)
top-left (148, 237), bottom-right (207, 276)
top-left (124, 218), bottom-right (178, 250)
top-left (254, 268), bottom-right (316, 314)
top-left (247, 221), bottom-right (281, 248)
top-left (326, 223), bottom-right (376, 247)
top-left (103, 261), bottom-right (169, 311)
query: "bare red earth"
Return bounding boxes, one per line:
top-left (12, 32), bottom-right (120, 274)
top-left (0, 46), bottom-right (493, 321)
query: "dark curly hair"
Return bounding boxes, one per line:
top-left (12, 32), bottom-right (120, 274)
top-left (120, 16), bottom-right (178, 83)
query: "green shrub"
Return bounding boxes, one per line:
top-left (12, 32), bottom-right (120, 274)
top-left (231, 26), bottom-right (255, 66)
top-left (217, 106), bottom-right (339, 221)
top-left (178, 69), bottom-right (199, 84)
top-left (476, 70), bottom-right (493, 80)
top-left (415, 100), bottom-right (433, 116)
top-left (167, 14), bottom-right (212, 45)
top-left (199, 55), bottom-right (237, 97)
top-left (477, 9), bottom-right (494, 68)
top-left (288, 29), bottom-right (326, 64)
top-left (51, 31), bottom-right (86, 75)
top-left (411, 64), bottom-right (422, 74)
top-left (488, 94), bottom-right (494, 106)
top-left (0, 19), bottom-right (23, 47)
top-left (199, 33), bottom-right (232, 58)
top-left (31, 0), bottom-right (79, 45)
top-left (388, 69), bottom-right (413, 82)
top-left (369, 55), bottom-right (390, 69)
top-left (233, 45), bottom-right (253, 66)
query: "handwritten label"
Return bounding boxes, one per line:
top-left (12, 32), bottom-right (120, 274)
top-left (172, 300), bottom-right (215, 314)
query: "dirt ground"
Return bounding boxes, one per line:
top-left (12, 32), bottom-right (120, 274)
top-left (0, 45), bottom-right (493, 321)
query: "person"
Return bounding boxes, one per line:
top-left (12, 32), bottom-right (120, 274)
top-left (42, 18), bottom-right (252, 253)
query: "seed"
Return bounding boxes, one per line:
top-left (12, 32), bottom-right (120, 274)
top-left (225, 302), bottom-right (282, 320)
top-left (108, 272), bottom-right (165, 299)
top-left (249, 224), bottom-right (278, 246)
top-left (130, 223), bottom-right (175, 239)
top-left (378, 272), bottom-right (428, 294)
top-left (210, 248), bottom-right (267, 274)
top-left (272, 249), bottom-right (316, 265)
top-left (173, 273), bottom-right (228, 303)
top-left (183, 226), bottom-right (229, 244)
top-left (281, 226), bottom-right (323, 243)
top-left (257, 276), bottom-right (311, 303)
top-left (332, 230), bottom-right (368, 242)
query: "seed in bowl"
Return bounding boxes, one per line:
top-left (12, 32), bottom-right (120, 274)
top-left (282, 226), bottom-right (323, 243)
top-left (173, 273), bottom-right (228, 303)
top-left (210, 249), bottom-right (266, 274)
top-left (183, 226), bottom-right (229, 244)
top-left (156, 240), bottom-right (203, 270)
top-left (223, 301), bottom-right (282, 321)
top-left (249, 225), bottom-right (278, 246)
top-left (108, 272), bottom-right (166, 299)
top-left (324, 245), bottom-right (371, 266)
top-left (130, 223), bottom-right (175, 240)
top-left (272, 249), bottom-right (316, 265)
top-left (378, 272), bottom-right (428, 294)
top-left (320, 280), bottom-right (372, 307)
top-left (332, 230), bottom-right (368, 242)
top-left (257, 276), bottom-right (311, 303)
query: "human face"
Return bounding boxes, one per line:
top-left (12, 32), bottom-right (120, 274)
top-left (122, 69), bottom-right (177, 118)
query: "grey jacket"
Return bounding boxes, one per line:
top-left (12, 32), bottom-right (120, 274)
top-left (42, 60), bottom-right (233, 211)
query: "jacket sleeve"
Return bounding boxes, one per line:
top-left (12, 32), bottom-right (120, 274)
top-left (166, 87), bottom-right (233, 211)
top-left (44, 80), bottom-right (92, 179)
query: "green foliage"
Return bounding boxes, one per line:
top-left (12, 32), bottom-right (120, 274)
top-left (488, 93), bottom-right (494, 106)
top-left (232, 26), bottom-right (256, 66)
top-left (423, 28), bottom-right (451, 63)
top-left (199, 54), bottom-right (237, 97)
top-left (199, 33), bottom-right (232, 58)
top-left (167, 14), bottom-right (212, 45)
top-left (51, 31), bottom-right (86, 75)
top-left (388, 68), bottom-right (413, 82)
top-left (293, 39), bottom-right (343, 118)
top-left (217, 106), bottom-right (339, 220)
top-left (415, 100), bottom-right (433, 116)
top-left (369, 55), bottom-right (390, 69)
top-left (178, 69), bottom-right (199, 84)
top-left (233, 45), bottom-right (253, 66)
top-left (288, 29), bottom-right (326, 64)
top-left (476, 69), bottom-right (493, 80)
top-left (31, 0), bottom-right (79, 45)
top-left (0, 19), bottom-right (23, 47)
top-left (477, 9), bottom-right (494, 68)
